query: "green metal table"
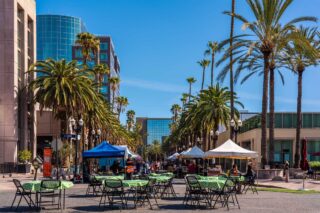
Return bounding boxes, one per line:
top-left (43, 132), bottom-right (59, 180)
top-left (94, 175), bottom-right (124, 181)
top-left (22, 180), bottom-right (73, 209)
top-left (148, 175), bottom-right (171, 183)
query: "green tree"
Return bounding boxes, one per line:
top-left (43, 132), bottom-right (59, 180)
top-left (75, 32), bottom-right (100, 66)
top-left (220, 0), bottom-right (317, 166)
top-left (109, 77), bottom-right (120, 111)
top-left (93, 64), bottom-right (110, 89)
top-left (150, 140), bottom-right (162, 161)
top-left (116, 96), bottom-right (129, 120)
top-left (171, 104), bottom-right (182, 123)
top-left (282, 27), bottom-right (319, 167)
top-left (186, 77), bottom-right (196, 102)
top-left (126, 110), bottom-right (136, 131)
top-left (197, 59), bottom-right (210, 90)
top-left (204, 41), bottom-right (219, 87)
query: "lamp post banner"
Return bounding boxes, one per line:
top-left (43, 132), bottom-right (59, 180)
top-left (43, 147), bottom-right (52, 177)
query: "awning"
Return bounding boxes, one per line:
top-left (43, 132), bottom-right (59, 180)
top-left (83, 141), bottom-right (125, 158)
top-left (115, 145), bottom-right (140, 159)
top-left (167, 152), bottom-right (180, 160)
top-left (204, 139), bottom-right (258, 159)
top-left (179, 146), bottom-right (204, 159)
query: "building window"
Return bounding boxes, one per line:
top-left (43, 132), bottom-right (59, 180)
top-left (75, 49), bottom-right (82, 58)
top-left (303, 113), bottom-right (313, 128)
top-left (100, 42), bottom-right (108, 50)
top-left (275, 113), bottom-right (283, 128)
top-left (313, 114), bottom-right (320, 127)
top-left (307, 140), bottom-right (320, 161)
top-left (274, 140), bottom-right (293, 165)
top-left (283, 113), bottom-right (293, 128)
top-left (100, 53), bottom-right (108, 61)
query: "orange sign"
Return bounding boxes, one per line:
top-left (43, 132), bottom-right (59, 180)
top-left (43, 148), bottom-right (52, 177)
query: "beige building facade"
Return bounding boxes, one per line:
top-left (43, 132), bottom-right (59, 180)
top-left (0, 0), bottom-right (36, 167)
top-left (217, 113), bottom-right (320, 168)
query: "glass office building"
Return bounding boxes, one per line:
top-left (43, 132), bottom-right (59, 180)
top-left (37, 15), bottom-right (86, 62)
top-left (136, 118), bottom-right (172, 145)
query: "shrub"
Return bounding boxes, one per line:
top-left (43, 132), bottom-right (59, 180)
top-left (18, 150), bottom-right (32, 164)
top-left (309, 161), bottom-right (320, 170)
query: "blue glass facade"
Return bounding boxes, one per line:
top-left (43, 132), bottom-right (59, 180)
top-left (146, 119), bottom-right (172, 145)
top-left (37, 15), bottom-right (86, 62)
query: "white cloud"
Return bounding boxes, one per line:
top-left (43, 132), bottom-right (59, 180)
top-left (121, 78), bottom-right (187, 93)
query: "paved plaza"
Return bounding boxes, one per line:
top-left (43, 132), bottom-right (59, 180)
top-left (1, 176), bottom-right (320, 213)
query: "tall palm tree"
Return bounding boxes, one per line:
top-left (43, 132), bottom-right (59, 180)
top-left (204, 41), bottom-right (219, 87)
top-left (229, 0), bottom-right (236, 140)
top-left (93, 64), bottom-right (110, 88)
top-left (28, 59), bottom-right (97, 117)
top-left (181, 93), bottom-right (189, 108)
top-left (126, 110), bottom-right (136, 131)
top-left (186, 77), bottom-right (196, 102)
top-left (171, 104), bottom-right (182, 123)
top-left (75, 32), bottom-right (100, 66)
top-left (282, 27), bottom-right (319, 168)
top-left (197, 59), bottom-right (210, 90)
top-left (109, 77), bottom-right (120, 111)
top-left (221, 0), bottom-right (317, 166)
top-left (116, 96), bottom-right (129, 120)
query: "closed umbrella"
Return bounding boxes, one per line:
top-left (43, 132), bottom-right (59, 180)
top-left (300, 138), bottom-right (308, 170)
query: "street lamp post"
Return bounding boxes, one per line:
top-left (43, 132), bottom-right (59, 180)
top-left (91, 128), bottom-right (102, 147)
top-left (210, 130), bottom-right (220, 149)
top-left (230, 119), bottom-right (242, 144)
top-left (70, 116), bottom-right (83, 183)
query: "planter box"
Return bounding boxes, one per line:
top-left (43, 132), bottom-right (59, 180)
top-left (17, 164), bottom-right (31, 173)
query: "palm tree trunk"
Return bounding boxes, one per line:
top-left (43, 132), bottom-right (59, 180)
top-left (189, 83), bottom-right (192, 102)
top-left (112, 89), bottom-right (115, 111)
top-left (261, 53), bottom-right (270, 167)
top-left (269, 68), bottom-right (275, 165)
top-left (118, 105), bottom-right (122, 120)
top-left (201, 68), bottom-right (205, 90)
top-left (211, 53), bottom-right (214, 87)
top-left (295, 71), bottom-right (303, 168)
top-left (229, 0), bottom-right (235, 140)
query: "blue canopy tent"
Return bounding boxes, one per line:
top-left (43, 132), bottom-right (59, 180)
top-left (82, 141), bottom-right (126, 181)
top-left (83, 141), bottom-right (125, 158)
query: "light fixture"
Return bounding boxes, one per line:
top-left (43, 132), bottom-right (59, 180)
top-left (70, 117), bottom-right (76, 126)
top-left (238, 119), bottom-right (243, 127)
top-left (215, 130), bottom-right (219, 136)
top-left (97, 128), bottom-right (101, 135)
top-left (230, 119), bottom-right (235, 127)
top-left (91, 129), bottom-right (96, 135)
top-left (210, 130), bottom-right (214, 136)
top-left (78, 118), bottom-right (84, 127)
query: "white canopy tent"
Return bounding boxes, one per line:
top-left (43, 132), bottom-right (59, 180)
top-left (167, 152), bottom-right (180, 161)
top-left (115, 145), bottom-right (140, 159)
top-left (179, 146), bottom-right (205, 159)
top-left (204, 139), bottom-right (259, 159)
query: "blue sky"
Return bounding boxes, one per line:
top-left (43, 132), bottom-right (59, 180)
top-left (37, 0), bottom-right (320, 124)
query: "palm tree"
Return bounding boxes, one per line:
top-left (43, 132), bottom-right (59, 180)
top-left (229, 0), bottom-right (236, 140)
top-left (186, 77), bottom-right (196, 102)
top-left (204, 41), bottom-right (219, 87)
top-left (75, 32), bottom-right (100, 66)
top-left (195, 85), bottom-right (243, 149)
top-left (150, 140), bottom-right (162, 161)
top-left (282, 27), bottom-right (319, 167)
top-left (197, 59), bottom-right (210, 90)
top-left (109, 77), bottom-right (120, 111)
top-left (181, 93), bottom-right (189, 108)
top-left (126, 110), bottom-right (136, 131)
top-left (116, 96), bottom-right (129, 120)
top-left (221, 0), bottom-right (317, 166)
top-left (171, 104), bottom-right (182, 123)
top-left (28, 59), bottom-right (97, 117)
top-left (93, 64), bottom-right (110, 88)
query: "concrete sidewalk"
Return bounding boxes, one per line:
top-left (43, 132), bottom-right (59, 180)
top-left (257, 178), bottom-right (320, 190)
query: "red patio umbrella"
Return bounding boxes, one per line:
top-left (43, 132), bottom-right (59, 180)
top-left (300, 138), bottom-right (308, 170)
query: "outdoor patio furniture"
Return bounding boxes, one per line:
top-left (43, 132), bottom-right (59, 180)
top-left (159, 177), bottom-right (177, 198)
top-left (22, 180), bottom-right (73, 209)
top-left (212, 178), bottom-right (240, 210)
top-left (11, 179), bottom-right (37, 210)
top-left (39, 180), bottom-right (62, 209)
top-left (86, 175), bottom-right (102, 196)
top-left (183, 175), bottom-right (210, 208)
top-left (99, 179), bottom-right (127, 209)
top-left (132, 178), bottom-right (159, 209)
top-left (242, 174), bottom-right (258, 194)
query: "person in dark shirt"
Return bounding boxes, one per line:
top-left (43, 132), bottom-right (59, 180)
top-left (244, 164), bottom-right (254, 178)
top-left (110, 160), bottom-right (121, 175)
